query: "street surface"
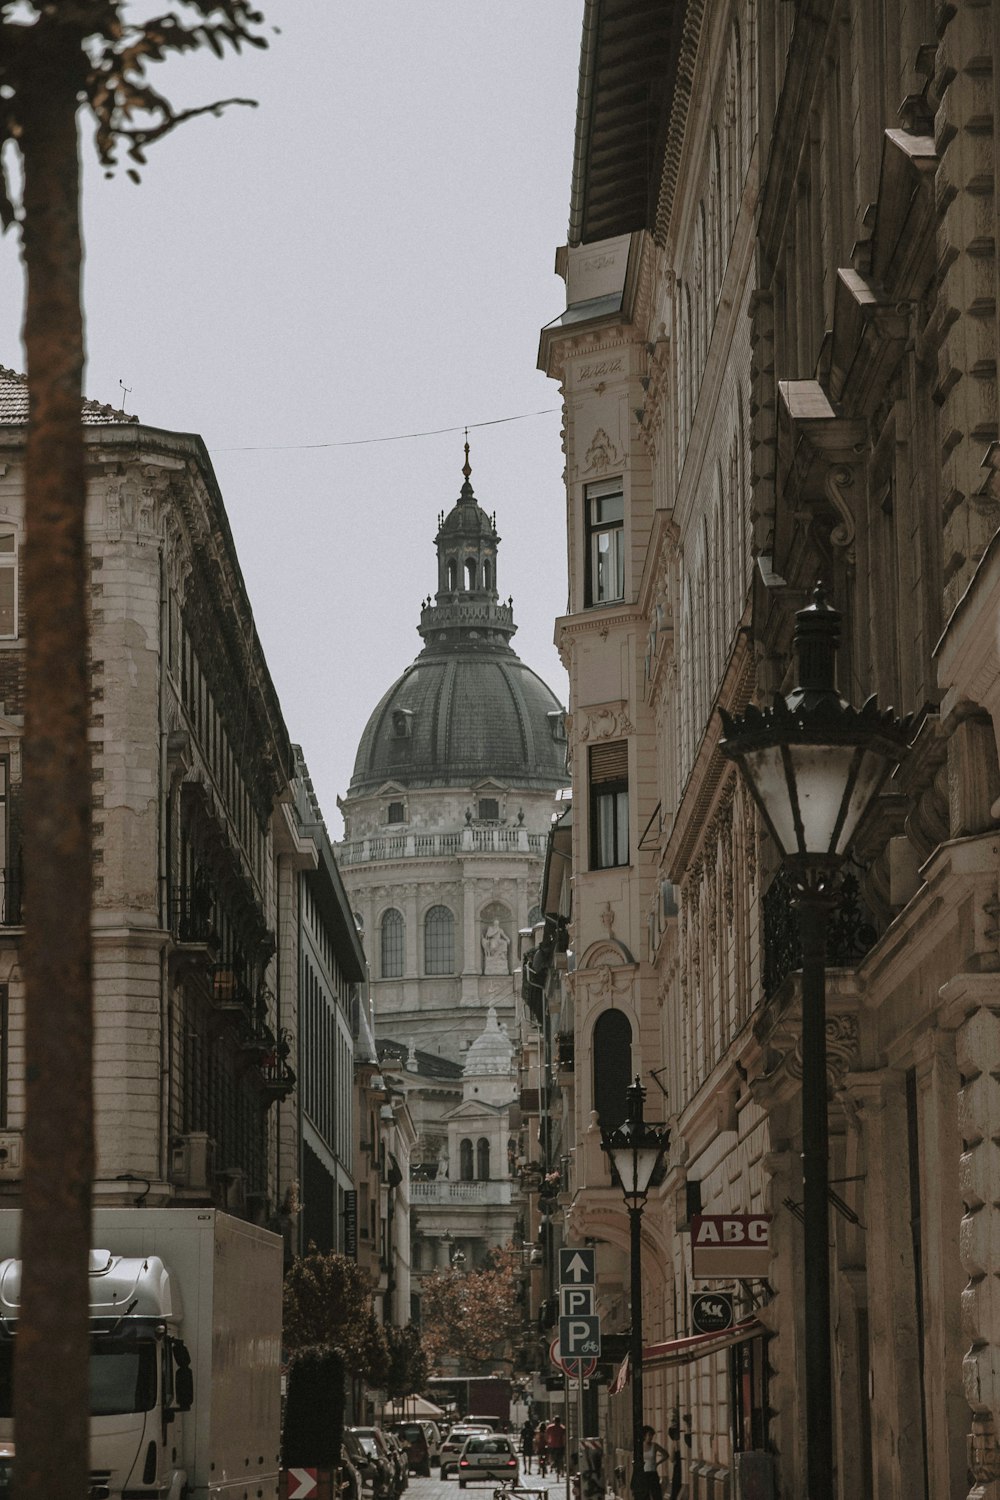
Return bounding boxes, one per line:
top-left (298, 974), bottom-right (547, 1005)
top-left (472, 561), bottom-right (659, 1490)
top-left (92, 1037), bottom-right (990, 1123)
top-left (410, 1469), bottom-right (572, 1500)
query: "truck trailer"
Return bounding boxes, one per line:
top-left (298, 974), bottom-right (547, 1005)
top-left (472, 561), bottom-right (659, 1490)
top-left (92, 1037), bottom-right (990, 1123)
top-left (0, 1207), bottom-right (283, 1499)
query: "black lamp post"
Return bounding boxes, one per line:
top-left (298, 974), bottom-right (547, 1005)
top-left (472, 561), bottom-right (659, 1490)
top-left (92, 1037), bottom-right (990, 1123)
top-left (601, 1078), bottom-right (670, 1500)
top-left (719, 586), bottom-right (909, 1500)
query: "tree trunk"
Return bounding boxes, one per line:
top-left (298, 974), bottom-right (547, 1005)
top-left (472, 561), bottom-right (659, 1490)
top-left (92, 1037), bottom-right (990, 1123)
top-left (14, 40), bottom-right (94, 1500)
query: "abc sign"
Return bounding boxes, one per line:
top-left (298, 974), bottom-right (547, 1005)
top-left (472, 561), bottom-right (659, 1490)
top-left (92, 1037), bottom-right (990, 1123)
top-left (690, 1214), bottom-right (770, 1278)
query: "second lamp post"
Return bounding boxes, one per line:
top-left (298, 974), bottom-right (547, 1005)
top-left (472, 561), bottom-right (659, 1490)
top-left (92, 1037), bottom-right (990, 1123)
top-left (602, 1077), bottom-right (670, 1500)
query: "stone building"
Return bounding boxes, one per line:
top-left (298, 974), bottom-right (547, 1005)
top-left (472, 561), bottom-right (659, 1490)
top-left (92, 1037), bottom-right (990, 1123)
top-left (0, 368), bottom-right (334, 1241)
top-left (336, 449), bottom-right (567, 1282)
top-left (539, 3), bottom-right (1000, 1498)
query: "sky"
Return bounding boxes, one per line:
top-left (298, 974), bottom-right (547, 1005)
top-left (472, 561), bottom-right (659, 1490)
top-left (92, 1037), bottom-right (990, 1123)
top-left (0, 1), bottom-right (582, 833)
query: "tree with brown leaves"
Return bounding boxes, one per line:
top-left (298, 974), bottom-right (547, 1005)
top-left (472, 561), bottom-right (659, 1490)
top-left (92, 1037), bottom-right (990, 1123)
top-left (0, 8), bottom-right (265, 1496)
top-left (284, 1248), bottom-right (391, 1387)
top-left (420, 1245), bottom-right (521, 1371)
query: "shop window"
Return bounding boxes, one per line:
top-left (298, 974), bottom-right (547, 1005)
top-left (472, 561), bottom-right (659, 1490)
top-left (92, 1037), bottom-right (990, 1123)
top-left (590, 740), bottom-right (629, 869)
top-left (585, 478), bottom-right (624, 605)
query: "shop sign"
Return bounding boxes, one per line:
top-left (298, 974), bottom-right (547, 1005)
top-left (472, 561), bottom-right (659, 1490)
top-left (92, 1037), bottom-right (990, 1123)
top-left (690, 1291), bottom-right (734, 1335)
top-left (690, 1214), bottom-right (770, 1278)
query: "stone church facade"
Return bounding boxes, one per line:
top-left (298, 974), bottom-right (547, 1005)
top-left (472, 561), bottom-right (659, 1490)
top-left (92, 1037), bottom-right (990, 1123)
top-left (337, 452), bottom-right (567, 1281)
top-left (539, 3), bottom-right (1000, 1498)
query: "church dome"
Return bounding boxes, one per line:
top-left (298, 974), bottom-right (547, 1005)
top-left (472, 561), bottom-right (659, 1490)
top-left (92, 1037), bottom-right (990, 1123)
top-left (348, 448), bottom-right (567, 795)
top-left (463, 1007), bottom-right (514, 1077)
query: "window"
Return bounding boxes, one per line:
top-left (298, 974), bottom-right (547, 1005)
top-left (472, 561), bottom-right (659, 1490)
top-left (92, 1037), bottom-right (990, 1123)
top-left (424, 905), bottom-right (455, 975)
top-left (593, 1009), bottom-right (632, 1131)
top-left (465, 558), bottom-right (477, 590)
top-left (483, 559), bottom-right (493, 590)
top-left (590, 741), bottom-right (629, 868)
top-left (476, 1138), bottom-right (490, 1180)
top-left (585, 478), bottom-right (624, 605)
top-left (478, 797), bottom-right (499, 821)
top-left (0, 531), bottom-right (19, 636)
top-left (380, 909), bottom-right (404, 978)
top-left (387, 801), bottom-right (405, 824)
top-left (460, 1138), bottom-right (474, 1180)
top-left (447, 559), bottom-right (457, 590)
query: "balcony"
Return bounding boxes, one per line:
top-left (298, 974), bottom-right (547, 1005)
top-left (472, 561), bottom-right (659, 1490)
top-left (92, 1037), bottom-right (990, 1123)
top-left (169, 882), bottom-right (219, 949)
top-left (763, 867), bottom-right (878, 998)
top-left (409, 1180), bottom-right (512, 1205)
top-left (337, 827), bottom-right (546, 866)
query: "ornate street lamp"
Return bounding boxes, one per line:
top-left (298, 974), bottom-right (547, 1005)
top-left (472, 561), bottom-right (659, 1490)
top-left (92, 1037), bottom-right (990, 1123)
top-left (720, 585), bottom-right (909, 1500)
top-left (602, 1077), bottom-right (670, 1500)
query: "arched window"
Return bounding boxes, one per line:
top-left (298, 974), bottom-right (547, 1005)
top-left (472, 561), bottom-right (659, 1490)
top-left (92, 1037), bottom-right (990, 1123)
top-left (460, 1138), bottom-right (474, 1180)
top-left (424, 905), bottom-right (455, 975)
top-left (447, 559), bottom-right (457, 591)
top-left (592, 1009), bottom-right (632, 1131)
top-left (483, 559), bottom-right (493, 590)
top-left (476, 1138), bottom-right (490, 1180)
top-left (465, 558), bottom-right (477, 590)
top-left (380, 908), bottom-right (404, 978)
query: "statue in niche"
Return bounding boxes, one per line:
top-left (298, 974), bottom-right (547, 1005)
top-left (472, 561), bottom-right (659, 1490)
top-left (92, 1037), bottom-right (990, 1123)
top-left (482, 921), bottom-right (510, 974)
top-left (436, 1140), bottom-right (450, 1180)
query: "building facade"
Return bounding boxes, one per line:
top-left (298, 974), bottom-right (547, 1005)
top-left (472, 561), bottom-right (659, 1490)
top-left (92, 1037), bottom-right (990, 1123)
top-left (539, 3), bottom-right (1000, 1498)
top-left (0, 368), bottom-right (349, 1257)
top-left (337, 451), bottom-right (568, 1289)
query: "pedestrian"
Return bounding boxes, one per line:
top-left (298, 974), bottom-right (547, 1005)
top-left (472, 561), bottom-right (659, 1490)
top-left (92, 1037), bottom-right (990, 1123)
top-left (546, 1416), bottom-right (566, 1478)
top-left (521, 1418), bottom-right (536, 1475)
top-left (641, 1427), bottom-right (669, 1500)
top-left (534, 1423), bottom-right (548, 1477)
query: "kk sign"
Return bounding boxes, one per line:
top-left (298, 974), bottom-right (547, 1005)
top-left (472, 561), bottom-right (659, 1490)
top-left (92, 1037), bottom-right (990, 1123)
top-left (690, 1214), bottom-right (770, 1278)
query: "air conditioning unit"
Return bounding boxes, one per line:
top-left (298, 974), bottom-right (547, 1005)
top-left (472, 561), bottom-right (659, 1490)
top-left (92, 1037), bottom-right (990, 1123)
top-left (169, 1132), bottom-right (215, 1192)
top-left (0, 1131), bottom-right (23, 1180)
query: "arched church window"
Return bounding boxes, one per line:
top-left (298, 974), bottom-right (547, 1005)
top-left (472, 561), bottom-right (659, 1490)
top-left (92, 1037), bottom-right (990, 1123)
top-left (483, 559), bottom-right (493, 590)
top-left (447, 559), bottom-right (457, 591)
top-left (380, 909), bottom-right (404, 979)
top-left (424, 905), bottom-right (455, 975)
top-left (476, 1138), bottom-right (490, 1180)
top-left (465, 558), bottom-right (477, 590)
top-left (460, 1138), bottom-right (474, 1180)
top-left (592, 1009), bottom-right (632, 1130)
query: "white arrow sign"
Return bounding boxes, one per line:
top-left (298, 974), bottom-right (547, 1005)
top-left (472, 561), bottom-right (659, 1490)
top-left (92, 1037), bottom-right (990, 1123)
top-left (559, 1247), bottom-right (595, 1285)
top-left (287, 1469), bottom-right (318, 1500)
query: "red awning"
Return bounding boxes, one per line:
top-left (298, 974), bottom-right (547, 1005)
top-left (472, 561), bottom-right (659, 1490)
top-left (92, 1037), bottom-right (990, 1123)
top-left (643, 1318), bottom-right (764, 1369)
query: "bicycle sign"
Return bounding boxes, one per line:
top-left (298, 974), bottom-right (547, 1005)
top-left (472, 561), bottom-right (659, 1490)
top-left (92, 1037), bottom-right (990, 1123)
top-left (559, 1313), bottom-right (601, 1359)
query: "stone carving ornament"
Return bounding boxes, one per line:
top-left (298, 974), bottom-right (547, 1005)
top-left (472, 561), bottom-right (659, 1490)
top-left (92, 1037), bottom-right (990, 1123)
top-left (577, 705), bottom-right (635, 742)
top-left (583, 428), bottom-right (622, 474)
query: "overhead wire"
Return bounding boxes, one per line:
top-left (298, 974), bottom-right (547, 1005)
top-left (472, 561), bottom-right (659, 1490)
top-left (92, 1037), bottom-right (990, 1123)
top-left (209, 406), bottom-right (560, 454)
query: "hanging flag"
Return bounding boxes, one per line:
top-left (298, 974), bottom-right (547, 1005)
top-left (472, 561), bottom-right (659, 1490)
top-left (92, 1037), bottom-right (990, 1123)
top-left (609, 1352), bottom-right (630, 1396)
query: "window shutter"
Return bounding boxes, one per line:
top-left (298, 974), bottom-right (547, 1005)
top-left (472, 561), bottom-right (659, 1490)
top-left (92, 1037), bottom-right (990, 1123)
top-left (590, 740), bottom-right (628, 784)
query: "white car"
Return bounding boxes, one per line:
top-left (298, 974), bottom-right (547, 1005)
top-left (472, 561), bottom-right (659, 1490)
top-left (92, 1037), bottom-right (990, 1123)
top-left (456, 1434), bottom-right (520, 1488)
top-left (440, 1426), bottom-right (491, 1480)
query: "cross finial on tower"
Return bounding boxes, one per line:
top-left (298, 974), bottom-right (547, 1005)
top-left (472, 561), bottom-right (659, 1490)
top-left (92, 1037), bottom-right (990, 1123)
top-left (462, 427), bottom-right (472, 481)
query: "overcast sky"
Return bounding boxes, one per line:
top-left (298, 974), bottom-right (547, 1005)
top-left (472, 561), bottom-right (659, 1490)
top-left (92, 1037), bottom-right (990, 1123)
top-left (0, 2), bottom-right (581, 833)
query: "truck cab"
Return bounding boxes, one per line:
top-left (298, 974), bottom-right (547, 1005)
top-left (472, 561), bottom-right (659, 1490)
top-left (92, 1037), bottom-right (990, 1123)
top-left (0, 1249), bottom-right (193, 1499)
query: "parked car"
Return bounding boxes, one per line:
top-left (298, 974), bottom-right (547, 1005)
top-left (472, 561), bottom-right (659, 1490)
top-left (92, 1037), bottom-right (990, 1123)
top-left (391, 1422), bottom-right (432, 1477)
top-left (382, 1431), bottom-right (410, 1493)
top-left (345, 1428), bottom-right (393, 1500)
top-left (456, 1434), bottom-right (520, 1488)
top-left (440, 1425), bottom-right (492, 1480)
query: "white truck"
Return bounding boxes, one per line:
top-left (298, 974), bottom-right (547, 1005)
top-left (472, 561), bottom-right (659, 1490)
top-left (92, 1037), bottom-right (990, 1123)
top-left (0, 1207), bottom-right (283, 1499)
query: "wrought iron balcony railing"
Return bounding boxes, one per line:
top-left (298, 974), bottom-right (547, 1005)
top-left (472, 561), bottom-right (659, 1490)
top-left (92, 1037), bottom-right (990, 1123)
top-left (763, 867), bottom-right (878, 999)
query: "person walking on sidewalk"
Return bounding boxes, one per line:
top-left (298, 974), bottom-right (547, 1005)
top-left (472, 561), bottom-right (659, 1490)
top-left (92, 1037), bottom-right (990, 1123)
top-left (641, 1427), bottom-right (669, 1500)
top-left (534, 1424), bottom-right (548, 1477)
top-left (546, 1417), bottom-right (566, 1479)
top-left (521, 1419), bottom-right (536, 1475)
